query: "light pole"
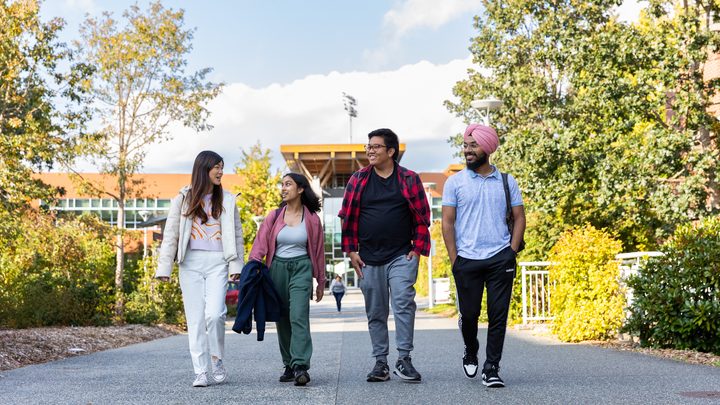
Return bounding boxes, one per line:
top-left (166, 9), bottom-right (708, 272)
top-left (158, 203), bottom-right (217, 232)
top-left (342, 92), bottom-right (358, 143)
top-left (470, 96), bottom-right (503, 125)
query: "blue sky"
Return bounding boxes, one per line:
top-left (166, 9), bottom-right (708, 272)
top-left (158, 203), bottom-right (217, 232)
top-left (43, 0), bottom-right (644, 174)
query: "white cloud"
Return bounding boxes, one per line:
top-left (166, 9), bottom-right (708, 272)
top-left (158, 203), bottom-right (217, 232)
top-left (384, 0), bottom-right (483, 37)
top-left (363, 0), bottom-right (481, 69)
top-left (141, 57), bottom-right (477, 175)
top-left (615, 0), bottom-right (648, 23)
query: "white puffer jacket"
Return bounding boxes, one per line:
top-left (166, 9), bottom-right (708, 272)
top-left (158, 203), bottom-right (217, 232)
top-left (156, 186), bottom-right (244, 278)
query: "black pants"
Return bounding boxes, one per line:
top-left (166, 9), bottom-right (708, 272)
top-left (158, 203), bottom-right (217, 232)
top-left (332, 292), bottom-right (344, 311)
top-left (452, 246), bottom-right (516, 370)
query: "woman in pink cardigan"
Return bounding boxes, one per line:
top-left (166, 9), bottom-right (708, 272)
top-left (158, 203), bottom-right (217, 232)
top-left (249, 172), bottom-right (325, 386)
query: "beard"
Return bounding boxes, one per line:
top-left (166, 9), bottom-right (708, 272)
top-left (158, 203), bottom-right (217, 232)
top-left (466, 152), bottom-right (488, 170)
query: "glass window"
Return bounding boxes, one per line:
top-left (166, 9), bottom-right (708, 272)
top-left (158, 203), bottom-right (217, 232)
top-left (157, 199), bottom-right (171, 208)
top-left (125, 199), bottom-right (135, 208)
top-left (91, 199), bottom-right (101, 208)
top-left (75, 199), bottom-right (90, 208)
top-left (135, 199), bottom-right (146, 208)
top-left (101, 210), bottom-right (113, 222)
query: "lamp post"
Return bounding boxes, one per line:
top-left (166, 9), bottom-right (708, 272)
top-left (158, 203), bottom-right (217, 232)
top-left (342, 92), bottom-right (358, 143)
top-left (470, 96), bottom-right (503, 125)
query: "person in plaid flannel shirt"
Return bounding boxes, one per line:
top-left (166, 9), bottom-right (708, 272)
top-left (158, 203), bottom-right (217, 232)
top-left (338, 128), bottom-right (430, 383)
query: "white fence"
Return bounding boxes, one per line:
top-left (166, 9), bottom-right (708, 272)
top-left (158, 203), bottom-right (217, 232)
top-left (519, 252), bottom-right (664, 325)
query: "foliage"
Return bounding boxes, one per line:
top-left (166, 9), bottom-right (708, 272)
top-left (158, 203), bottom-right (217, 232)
top-left (124, 247), bottom-right (185, 326)
top-left (233, 142), bottom-right (282, 258)
top-left (0, 213), bottom-right (115, 328)
top-left (73, 1), bottom-right (222, 319)
top-left (0, 0), bottom-right (93, 211)
top-left (548, 225), bottom-right (624, 342)
top-left (417, 220), bottom-right (452, 298)
top-left (446, 0), bottom-right (718, 260)
top-left (623, 216), bottom-right (720, 354)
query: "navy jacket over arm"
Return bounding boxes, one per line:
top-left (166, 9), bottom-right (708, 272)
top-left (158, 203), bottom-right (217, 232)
top-left (232, 260), bottom-right (282, 341)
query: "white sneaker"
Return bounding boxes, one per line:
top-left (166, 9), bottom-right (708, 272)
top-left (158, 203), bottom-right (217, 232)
top-left (192, 372), bottom-right (209, 387)
top-left (212, 359), bottom-right (227, 383)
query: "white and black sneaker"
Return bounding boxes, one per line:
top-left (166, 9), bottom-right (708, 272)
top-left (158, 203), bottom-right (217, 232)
top-left (481, 365), bottom-right (505, 388)
top-left (462, 351), bottom-right (478, 379)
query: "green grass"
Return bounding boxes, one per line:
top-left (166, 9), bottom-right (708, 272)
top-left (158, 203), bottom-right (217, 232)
top-left (423, 303), bottom-right (458, 317)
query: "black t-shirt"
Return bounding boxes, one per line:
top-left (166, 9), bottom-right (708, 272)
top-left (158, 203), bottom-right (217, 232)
top-left (358, 168), bottom-right (413, 265)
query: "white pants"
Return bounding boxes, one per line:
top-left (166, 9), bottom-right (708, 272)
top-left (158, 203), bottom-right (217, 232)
top-left (179, 250), bottom-right (228, 374)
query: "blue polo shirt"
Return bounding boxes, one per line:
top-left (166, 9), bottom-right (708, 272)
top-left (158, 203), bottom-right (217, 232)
top-left (442, 166), bottom-right (523, 260)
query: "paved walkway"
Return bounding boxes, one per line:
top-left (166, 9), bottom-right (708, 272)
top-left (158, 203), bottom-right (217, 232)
top-left (2, 290), bottom-right (720, 404)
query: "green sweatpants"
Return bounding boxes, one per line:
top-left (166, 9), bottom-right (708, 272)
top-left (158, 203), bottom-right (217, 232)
top-left (269, 255), bottom-right (313, 369)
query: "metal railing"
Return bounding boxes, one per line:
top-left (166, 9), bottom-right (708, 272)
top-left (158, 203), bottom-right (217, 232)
top-left (520, 261), bottom-right (553, 324)
top-left (519, 252), bottom-right (664, 325)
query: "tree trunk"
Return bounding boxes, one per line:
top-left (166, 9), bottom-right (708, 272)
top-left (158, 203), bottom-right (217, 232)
top-left (115, 199), bottom-right (125, 324)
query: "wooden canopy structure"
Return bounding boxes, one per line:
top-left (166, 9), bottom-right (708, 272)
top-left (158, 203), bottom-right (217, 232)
top-left (280, 144), bottom-right (406, 188)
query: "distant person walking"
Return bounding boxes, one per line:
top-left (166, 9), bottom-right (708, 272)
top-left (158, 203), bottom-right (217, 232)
top-left (249, 173), bottom-right (325, 386)
top-left (156, 150), bottom-right (244, 387)
top-left (441, 124), bottom-right (525, 388)
top-left (330, 275), bottom-right (346, 312)
top-left (339, 128), bottom-right (431, 383)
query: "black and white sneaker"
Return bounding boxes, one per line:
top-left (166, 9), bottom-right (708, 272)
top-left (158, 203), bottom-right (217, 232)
top-left (462, 351), bottom-right (478, 379)
top-left (393, 356), bottom-right (422, 383)
top-left (481, 365), bottom-right (505, 388)
top-left (366, 360), bottom-right (390, 382)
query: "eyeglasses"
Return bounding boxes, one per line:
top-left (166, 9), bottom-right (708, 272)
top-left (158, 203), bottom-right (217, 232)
top-left (364, 144), bottom-right (387, 152)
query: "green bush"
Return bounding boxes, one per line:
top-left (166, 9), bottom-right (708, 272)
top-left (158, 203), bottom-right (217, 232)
top-left (125, 250), bottom-right (186, 326)
top-left (0, 212), bottom-right (116, 328)
top-left (623, 216), bottom-right (720, 354)
top-left (548, 225), bottom-right (624, 342)
top-left (417, 221), bottom-right (453, 299)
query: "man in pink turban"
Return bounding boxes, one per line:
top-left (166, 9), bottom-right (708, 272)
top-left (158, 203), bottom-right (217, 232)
top-left (463, 124), bottom-right (499, 169)
top-left (441, 122), bottom-right (526, 388)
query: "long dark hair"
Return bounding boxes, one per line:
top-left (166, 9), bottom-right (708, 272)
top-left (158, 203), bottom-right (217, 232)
top-left (185, 151), bottom-right (224, 223)
top-left (280, 173), bottom-right (321, 213)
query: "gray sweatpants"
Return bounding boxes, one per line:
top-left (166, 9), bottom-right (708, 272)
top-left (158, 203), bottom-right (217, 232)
top-left (359, 254), bottom-right (419, 361)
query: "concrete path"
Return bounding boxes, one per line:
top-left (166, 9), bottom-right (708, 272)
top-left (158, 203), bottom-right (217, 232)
top-left (2, 290), bottom-right (719, 404)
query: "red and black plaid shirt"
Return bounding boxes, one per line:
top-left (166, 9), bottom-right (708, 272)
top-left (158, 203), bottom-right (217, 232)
top-left (338, 163), bottom-right (431, 256)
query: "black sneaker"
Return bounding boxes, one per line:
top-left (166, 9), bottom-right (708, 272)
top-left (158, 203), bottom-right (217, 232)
top-left (393, 356), bottom-right (422, 383)
top-left (481, 365), bottom-right (505, 388)
top-left (279, 366), bottom-right (294, 382)
top-left (462, 351), bottom-right (479, 379)
top-left (366, 360), bottom-right (390, 382)
top-left (294, 366), bottom-right (310, 386)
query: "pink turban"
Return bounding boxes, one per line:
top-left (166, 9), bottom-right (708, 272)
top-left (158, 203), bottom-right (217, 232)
top-left (463, 124), bottom-right (499, 155)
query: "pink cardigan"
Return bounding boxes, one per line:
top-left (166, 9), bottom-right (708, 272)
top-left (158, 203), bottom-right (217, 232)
top-left (249, 205), bottom-right (326, 288)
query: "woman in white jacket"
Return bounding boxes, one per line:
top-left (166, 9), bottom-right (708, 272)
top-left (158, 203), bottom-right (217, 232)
top-left (156, 150), bottom-right (244, 387)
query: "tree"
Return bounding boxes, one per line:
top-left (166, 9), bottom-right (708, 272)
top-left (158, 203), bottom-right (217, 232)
top-left (233, 142), bottom-right (282, 258)
top-left (0, 0), bottom-right (92, 212)
top-left (73, 1), bottom-right (222, 320)
top-left (445, 0), bottom-right (717, 259)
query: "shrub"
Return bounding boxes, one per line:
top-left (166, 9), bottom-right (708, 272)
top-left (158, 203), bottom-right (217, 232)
top-left (0, 212), bottom-right (116, 328)
top-left (417, 220), bottom-right (453, 299)
top-left (623, 216), bottom-right (720, 354)
top-left (548, 225), bottom-right (624, 342)
top-left (125, 250), bottom-right (186, 326)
